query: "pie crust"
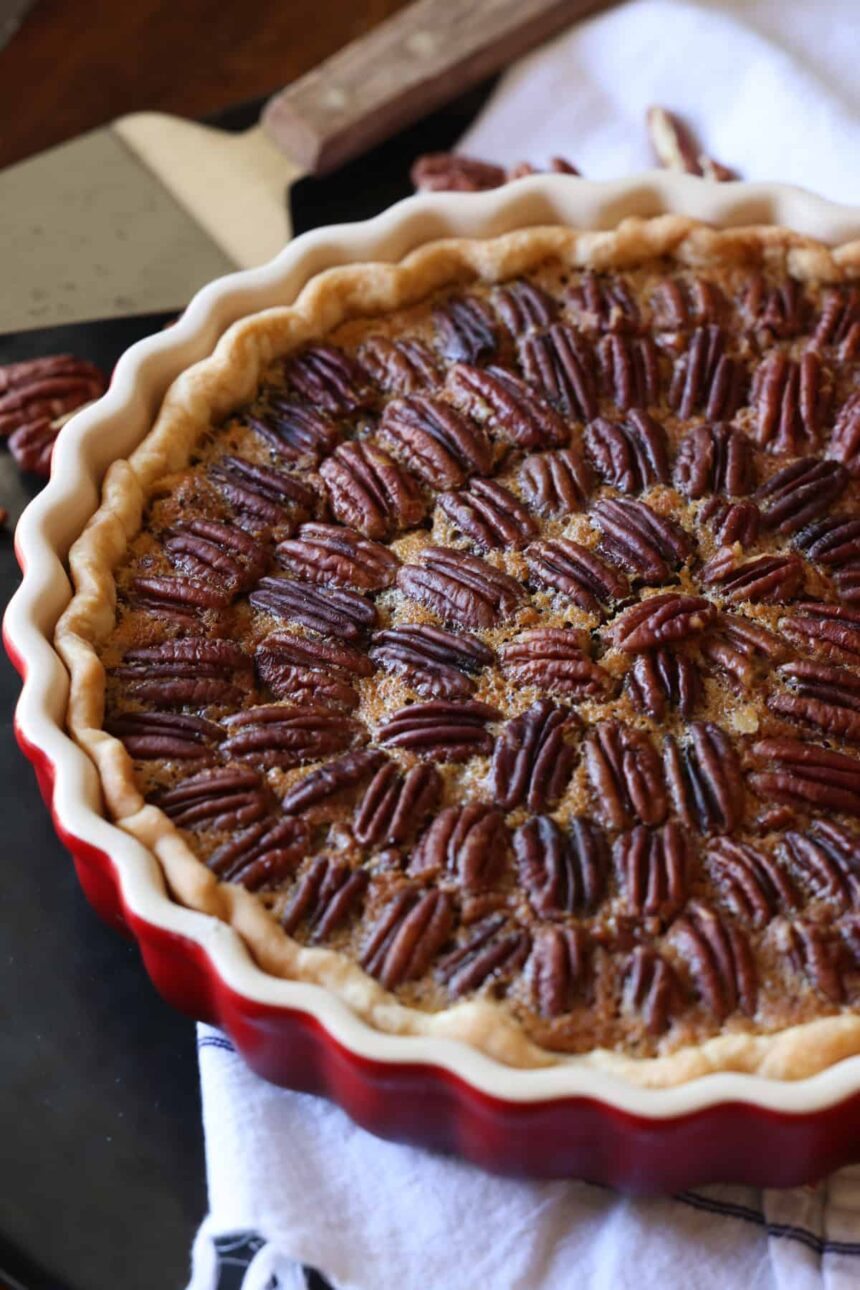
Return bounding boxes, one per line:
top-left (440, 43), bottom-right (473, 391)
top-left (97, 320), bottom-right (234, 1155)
top-left (56, 215), bottom-right (860, 1086)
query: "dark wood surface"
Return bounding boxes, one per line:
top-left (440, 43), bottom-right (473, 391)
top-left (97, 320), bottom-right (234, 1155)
top-left (0, 0), bottom-right (411, 171)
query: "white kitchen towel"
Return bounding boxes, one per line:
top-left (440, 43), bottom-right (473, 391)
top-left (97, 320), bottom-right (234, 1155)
top-left (189, 3), bottom-right (860, 1287)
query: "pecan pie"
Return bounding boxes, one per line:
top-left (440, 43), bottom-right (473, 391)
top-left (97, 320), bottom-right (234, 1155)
top-left (58, 217), bottom-right (860, 1085)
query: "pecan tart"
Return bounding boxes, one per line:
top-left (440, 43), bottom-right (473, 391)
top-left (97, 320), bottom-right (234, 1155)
top-left (57, 216), bottom-right (860, 1086)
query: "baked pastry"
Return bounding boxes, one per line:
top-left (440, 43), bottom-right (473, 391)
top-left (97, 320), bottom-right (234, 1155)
top-left (58, 215), bottom-right (860, 1086)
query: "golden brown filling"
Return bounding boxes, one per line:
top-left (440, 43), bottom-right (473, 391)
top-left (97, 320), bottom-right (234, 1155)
top-left (99, 257), bottom-right (860, 1059)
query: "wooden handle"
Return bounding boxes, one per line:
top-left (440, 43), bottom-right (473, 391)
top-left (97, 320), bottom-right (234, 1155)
top-left (261, 0), bottom-right (614, 175)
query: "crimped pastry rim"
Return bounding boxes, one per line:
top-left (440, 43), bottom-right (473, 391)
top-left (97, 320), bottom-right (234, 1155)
top-left (9, 172), bottom-right (860, 1109)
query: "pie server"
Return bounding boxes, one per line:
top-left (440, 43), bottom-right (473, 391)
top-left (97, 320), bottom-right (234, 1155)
top-left (0, 0), bottom-right (614, 332)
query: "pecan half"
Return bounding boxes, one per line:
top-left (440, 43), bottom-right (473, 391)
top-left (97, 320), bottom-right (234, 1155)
top-left (438, 478), bottom-right (537, 551)
top-left (669, 327), bottom-right (747, 420)
top-left (358, 335), bottom-right (440, 395)
top-left (410, 803), bottom-right (509, 891)
top-left (518, 446), bottom-right (592, 517)
top-left (615, 821), bottom-right (689, 920)
top-left (283, 343), bottom-right (373, 414)
top-left (112, 638), bottom-right (251, 708)
top-left (584, 720), bottom-right (667, 830)
top-left (591, 497), bottom-right (693, 584)
top-left (782, 821), bottom-right (860, 911)
top-left (397, 545), bottom-right (525, 628)
top-left (664, 722), bottom-right (744, 835)
top-left (361, 888), bottom-right (453, 989)
top-left (815, 287), bottom-right (860, 360)
top-left (674, 422), bottom-right (755, 499)
top-left (433, 294), bottom-right (498, 364)
top-left (741, 273), bottom-right (808, 341)
top-left (130, 575), bottom-right (232, 613)
top-left (247, 399), bottom-right (340, 464)
top-left (528, 926), bottom-right (590, 1018)
top-left (376, 699), bottom-right (499, 762)
top-left (624, 946), bottom-right (682, 1035)
top-left (494, 279), bottom-right (558, 336)
top-left (410, 152), bottom-right (506, 192)
top-left (164, 516), bottom-right (269, 595)
top-left (625, 648), bottom-right (702, 720)
top-left (281, 856), bottom-right (369, 940)
top-left (8, 417), bottom-right (58, 476)
top-left (606, 593), bottom-right (714, 652)
top-left (105, 711), bottom-right (220, 761)
top-left (0, 354), bottom-right (105, 436)
top-left (255, 630), bottom-right (372, 709)
top-left (319, 441), bottom-right (425, 540)
top-left (584, 412), bottom-right (669, 493)
top-left (280, 748), bottom-right (387, 815)
top-left (500, 628), bottom-right (612, 700)
top-left (525, 538), bottom-right (627, 616)
top-left (353, 762), bottom-right (442, 848)
top-left (795, 515), bottom-right (860, 573)
top-left (437, 915), bottom-right (530, 997)
top-left (250, 575), bottom-right (376, 641)
top-left (369, 623), bottom-right (492, 699)
top-left (750, 737), bottom-right (860, 817)
top-left (769, 659), bottom-right (860, 743)
top-left (705, 837), bottom-right (797, 927)
top-left (646, 106), bottom-right (736, 181)
top-left (566, 270), bottom-right (640, 334)
top-left (784, 919), bottom-right (846, 1003)
top-left (154, 766), bottom-right (269, 831)
top-left (699, 497), bottom-right (761, 547)
top-left (276, 522), bottom-right (399, 591)
top-left (751, 350), bottom-right (828, 454)
top-left (220, 704), bottom-right (367, 769)
top-left (210, 456), bottom-right (315, 528)
top-left (780, 603), bottom-right (860, 664)
top-left (380, 394), bottom-right (492, 489)
top-left (596, 334), bottom-right (661, 411)
top-left (490, 699), bottom-right (580, 812)
top-left (700, 550), bottom-right (804, 605)
top-left (649, 277), bottom-right (725, 332)
top-left (519, 323), bottom-right (597, 421)
top-left (514, 815), bottom-right (608, 916)
top-left (829, 392), bottom-right (860, 477)
top-left (755, 457), bottom-right (848, 536)
top-left (208, 814), bottom-right (310, 890)
top-left (445, 362), bottom-right (568, 449)
top-left (669, 902), bottom-right (757, 1020)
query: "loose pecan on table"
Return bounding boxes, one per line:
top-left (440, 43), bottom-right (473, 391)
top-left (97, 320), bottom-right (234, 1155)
top-left (319, 440), bottom-right (426, 540)
top-left (380, 394), bottom-right (492, 489)
top-left (490, 699), bottom-right (580, 812)
top-left (829, 392), bottom-right (860, 477)
top-left (514, 815), bottom-right (608, 917)
top-left (255, 630), bottom-right (372, 710)
top-left (358, 335), bottom-right (441, 395)
top-left (446, 362), bottom-right (569, 449)
top-left (106, 710), bottom-right (221, 762)
top-left (595, 334), bottom-right (661, 411)
top-left (699, 549), bottom-right (804, 605)
top-left (0, 353), bottom-right (106, 438)
top-left (369, 622), bottom-right (493, 699)
top-left (410, 803), bottom-right (509, 891)
top-left (519, 446), bottom-right (592, 517)
top-left (584, 720), bottom-right (668, 831)
top-left (493, 279), bottom-right (558, 336)
top-left (614, 821), bottom-right (689, 920)
top-left (566, 270), bottom-right (640, 334)
top-left (673, 421), bottom-right (755, 498)
top-left (438, 478), bottom-right (537, 550)
top-left (433, 294), bottom-right (498, 365)
top-left (208, 814), bottom-right (311, 890)
top-left (283, 343), bottom-right (374, 415)
top-left (154, 766), bottom-right (269, 831)
top-left (606, 593), bottom-right (715, 652)
top-left (210, 456), bottom-right (315, 529)
top-left (437, 915), bottom-right (531, 997)
top-left (750, 737), bottom-right (860, 817)
top-left (500, 628), bottom-right (612, 699)
top-left (815, 287), bottom-right (860, 360)
top-left (646, 106), bottom-right (736, 182)
top-left (699, 613), bottom-right (784, 691)
top-left (669, 326), bottom-right (746, 421)
top-left (163, 517), bottom-right (269, 595)
top-left (251, 574), bottom-right (376, 641)
top-left (751, 351), bottom-right (828, 455)
top-left (519, 323), bottom-right (597, 421)
top-left (245, 399), bottom-right (340, 464)
top-left (376, 699), bottom-right (499, 762)
top-left (276, 522), bottom-right (399, 591)
top-left (769, 659), bottom-right (860, 743)
top-left (410, 153), bottom-right (506, 192)
top-left (663, 721), bottom-right (744, 835)
top-left (280, 748), bottom-right (387, 815)
top-left (397, 545), bottom-right (525, 628)
top-left (112, 638), bottom-right (252, 708)
top-left (584, 412), bottom-right (669, 494)
top-left (754, 457), bottom-right (848, 536)
top-left (8, 418), bottom-right (60, 477)
top-left (782, 821), bottom-right (860, 911)
top-left (528, 925), bottom-right (590, 1018)
top-left (669, 902), bottom-right (757, 1020)
top-left (625, 648), bottom-right (702, 720)
top-left (361, 887), bottom-right (453, 989)
top-left (624, 946), bottom-right (682, 1035)
top-left (353, 762), bottom-right (442, 849)
top-left (591, 497), bottom-right (693, 585)
top-left (220, 704), bottom-right (367, 769)
top-left (704, 837), bottom-right (797, 927)
top-left (525, 538), bottom-right (628, 616)
top-left (780, 603), bottom-right (860, 664)
top-left (281, 856), bottom-right (369, 940)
